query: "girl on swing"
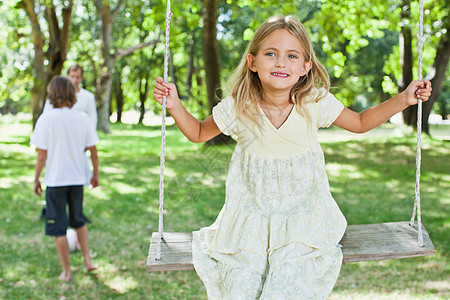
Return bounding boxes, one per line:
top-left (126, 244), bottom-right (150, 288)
top-left (153, 15), bottom-right (431, 299)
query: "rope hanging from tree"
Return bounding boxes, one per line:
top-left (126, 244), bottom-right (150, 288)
top-left (156, 0), bottom-right (172, 261)
top-left (154, 0), bottom-right (426, 262)
top-left (410, 0), bottom-right (424, 247)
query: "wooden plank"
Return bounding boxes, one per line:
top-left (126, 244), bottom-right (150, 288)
top-left (147, 232), bottom-right (194, 271)
top-left (147, 221), bottom-right (436, 272)
top-left (341, 221), bottom-right (436, 263)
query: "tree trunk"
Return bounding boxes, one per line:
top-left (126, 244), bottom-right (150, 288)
top-left (399, 0), bottom-right (416, 127)
top-left (169, 50), bottom-right (177, 87)
top-left (400, 5), bottom-right (450, 134)
top-left (440, 97), bottom-right (448, 120)
top-left (22, 0), bottom-right (73, 126)
top-left (422, 15), bottom-right (450, 133)
top-left (138, 74), bottom-right (149, 124)
top-left (96, 3), bottom-right (114, 133)
top-left (94, 0), bottom-right (159, 132)
top-left (114, 67), bottom-right (124, 123)
top-left (22, 0), bottom-right (45, 125)
top-left (169, 50), bottom-right (183, 99)
top-left (202, 0), bottom-right (221, 111)
top-left (202, 0), bottom-right (231, 145)
top-left (186, 32), bottom-right (196, 96)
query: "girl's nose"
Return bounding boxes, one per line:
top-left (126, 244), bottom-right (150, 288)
top-left (275, 57), bottom-right (287, 68)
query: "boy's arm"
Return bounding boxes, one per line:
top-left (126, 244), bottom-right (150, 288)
top-left (34, 149), bottom-right (47, 196)
top-left (87, 145), bottom-right (99, 188)
top-left (333, 80), bottom-right (432, 133)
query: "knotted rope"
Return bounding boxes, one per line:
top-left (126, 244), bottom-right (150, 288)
top-left (410, 0), bottom-right (424, 247)
top-left (156, 0), bottom-right (173, 261)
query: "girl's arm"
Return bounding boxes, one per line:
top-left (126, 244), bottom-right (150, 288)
top-left (333, 80), bottom-right (432, 133)
top-left (153, 77), bottom-right (221, 143)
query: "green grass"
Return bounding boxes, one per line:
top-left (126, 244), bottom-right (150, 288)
top-left (0, 114), bottom-right (448, 299)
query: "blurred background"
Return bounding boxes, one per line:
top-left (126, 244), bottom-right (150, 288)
top-left (0, 0), bottom-right (448, 136)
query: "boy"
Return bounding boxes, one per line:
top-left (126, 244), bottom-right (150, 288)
top-left (31, 76), bottom-right (99, 282)
top-left (41, 64), bottom-right (97, 221)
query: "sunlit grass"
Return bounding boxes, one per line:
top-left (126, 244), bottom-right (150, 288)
top-left (0, 114), bottom-right (448, 299)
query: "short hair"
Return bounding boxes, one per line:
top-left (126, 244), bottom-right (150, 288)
top-left (67, 64), bottom-right (84, 76)
top-left (47, 76), bottom-right (77, 108)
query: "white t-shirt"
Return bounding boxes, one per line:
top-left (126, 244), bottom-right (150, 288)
top-left (31, 108), bottom-right (99, 187)
top-left (44, 87), bottom-right (97, 127)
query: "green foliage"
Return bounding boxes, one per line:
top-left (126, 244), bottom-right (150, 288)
top-left (0, 1), bottom-right (33, 112)
top-left (381, 0), bottom-right (448, 93)
top-left (1, 0), bottom-right (448, 119)
top-left (66, 1), bottom-right (99, 90)
top-left (433, 68), bottom-right (450, 118)
top-left (315, 0), bottom-right (449, 108)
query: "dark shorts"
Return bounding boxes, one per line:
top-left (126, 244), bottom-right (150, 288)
top-left (45, 185), bottom-right (85, 236)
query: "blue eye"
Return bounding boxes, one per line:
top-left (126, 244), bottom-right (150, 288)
top-left (289, 54), bottom-right (297, 59)
top-left (265, 52), bottom-right (275, 57)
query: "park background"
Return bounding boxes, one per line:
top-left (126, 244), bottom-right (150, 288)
top-left (0, 0), bottom-right (449, 299)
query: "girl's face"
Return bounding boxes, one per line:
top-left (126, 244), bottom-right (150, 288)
top-left (247, 29), bottom-right (311, 98)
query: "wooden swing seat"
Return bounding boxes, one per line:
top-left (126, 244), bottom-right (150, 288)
top-left (147, 221), bottom-right (435, 271)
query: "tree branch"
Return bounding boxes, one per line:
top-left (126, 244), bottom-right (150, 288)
top-left (113, 38), bottom-right (160, 59)
top-left (60, 0), bottom-right (73, 55)
top-left (93, 0), bottom-right (102, 11)
top-left (22, 0), bottom-right (44, 51)
top-left (44, 4), bottom-right (59, 49)
top-left (111, 0), bottom-right (128, 21)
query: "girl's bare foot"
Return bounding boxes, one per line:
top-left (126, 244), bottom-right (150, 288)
top-left (58, 271), bottom-right (72, 282)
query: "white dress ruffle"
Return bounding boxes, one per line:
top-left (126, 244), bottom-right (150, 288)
top-left (193, 92), bottom-right (347, 299)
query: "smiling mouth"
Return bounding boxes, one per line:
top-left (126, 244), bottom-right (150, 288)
top-left (271, 72), bottom-right (289, 77)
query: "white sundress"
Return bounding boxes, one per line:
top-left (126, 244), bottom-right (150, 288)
top-left (192, 91), bottom-right (347, 300)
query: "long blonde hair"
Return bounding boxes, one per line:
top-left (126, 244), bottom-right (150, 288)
top-left (227, 15), bottom-right (329, 128)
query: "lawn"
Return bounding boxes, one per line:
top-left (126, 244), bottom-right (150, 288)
top-left (0, 113), bottom-right (448, 299)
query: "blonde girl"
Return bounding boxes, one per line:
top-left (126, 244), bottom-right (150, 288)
top-left (153, 15), bottom-right (432, 299)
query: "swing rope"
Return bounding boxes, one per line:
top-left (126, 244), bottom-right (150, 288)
top-left (410, 0), bottom-right (424, 247)
top-left (156, 0), bottom-right (172, 261)
top-left (154, 0), bottom-right (426, 261)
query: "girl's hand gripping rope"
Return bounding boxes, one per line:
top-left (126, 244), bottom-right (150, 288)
top-left (403, 80), bottom-right (432, 106)
top-left (153, 77), bottom-right (181, 110)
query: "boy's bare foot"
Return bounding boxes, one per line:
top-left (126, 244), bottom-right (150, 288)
top-left (87, 265), bottom-right (98, 272)
top-left (58, 272), bottom-right (72, 282)
top-left (85, 260), bottom-right (97, 272)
